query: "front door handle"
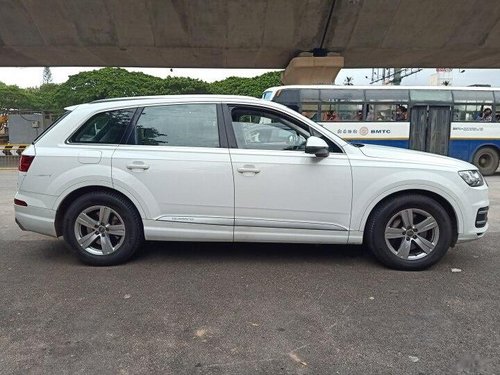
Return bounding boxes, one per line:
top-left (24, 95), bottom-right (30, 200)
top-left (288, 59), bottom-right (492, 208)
top-left (126, 163), bottom-right (150, 171)
top-left (237, 165), bottom-right (261, 175)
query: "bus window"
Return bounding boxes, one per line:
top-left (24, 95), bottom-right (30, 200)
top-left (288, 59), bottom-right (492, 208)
top-left (320, 89), bottom-right (364, 102)
top-left (454, 104), bottom-right (493, 122)
top-left (366, 104), bottom-right (408, 121)
top-left (300, 89), bottom-right (320, 102)
top-left (410, 90), bottom-right (452, 104)
top-left (365, 89), bottom-right (409, 102)
top-left (453, 90), bottom-right (494, 122)
top-left (453, 90), bottom-right (494, 103)
top-left (301, 103), bottom-right (320, 121)
top-left (320, 103), bottom-right (363, 121)
top-left (273, 89), bottom-right (300, 106)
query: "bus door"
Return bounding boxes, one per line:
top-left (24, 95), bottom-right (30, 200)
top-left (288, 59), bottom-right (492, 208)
top-left (409, 105), bottom-right (451, 156)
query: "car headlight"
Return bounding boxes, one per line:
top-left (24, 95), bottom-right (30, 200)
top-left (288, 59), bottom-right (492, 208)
top-left (458, 170), bottom-right (484, 187)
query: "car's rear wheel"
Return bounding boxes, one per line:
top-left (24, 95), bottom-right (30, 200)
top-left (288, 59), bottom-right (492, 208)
top-left (63, 191), bottom-right (143, 266)
top-left (365, 194), bottom-right (452, 270)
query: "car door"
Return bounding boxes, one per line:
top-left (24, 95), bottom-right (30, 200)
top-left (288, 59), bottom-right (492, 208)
top-left (224, 104), bottom-right (352, 243)
top-left (111, 102), bottom-right (234, 241)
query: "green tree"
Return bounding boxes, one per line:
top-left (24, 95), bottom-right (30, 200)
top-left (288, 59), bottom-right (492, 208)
top-left (0, 69), bottom-right (283, 114)
top-left (210, 71), bottom-right (282, 97)
top-left (0, 82), bottom-right (34, 111)
top-left (25, 83), bottom-right (60, 112)
top-left (52, 67), bottom-right (212, 109)
top-left (157, 76), bottom-right (211, 95)
top-left (52, 67), bottom-right (165, 108)
top-left (42, 67), bottom-right (53, 84)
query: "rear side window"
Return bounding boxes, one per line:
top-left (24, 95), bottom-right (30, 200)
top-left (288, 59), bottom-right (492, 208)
top-left (69, 109), bottom-right (135, 144)
top-left (34, 111), bottom-right (71, 143)
top-left (133, 104), bottom-right (219, 147)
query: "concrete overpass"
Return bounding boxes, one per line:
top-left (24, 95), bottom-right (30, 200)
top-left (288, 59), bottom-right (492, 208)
top-left (2, 0), bottom-right (500, 83)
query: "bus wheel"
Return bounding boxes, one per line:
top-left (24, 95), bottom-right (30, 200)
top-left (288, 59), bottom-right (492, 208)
top-left (473, 147), bottom-right (499, 176)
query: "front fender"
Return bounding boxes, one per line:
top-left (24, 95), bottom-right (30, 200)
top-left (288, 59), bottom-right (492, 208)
top-left (351, 170), bottom-right (466, 234)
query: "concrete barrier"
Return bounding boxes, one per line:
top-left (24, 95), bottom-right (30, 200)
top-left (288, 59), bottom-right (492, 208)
top-left (1, 144), bottom-right (28, 156)
top-left (0, 155), bottom-right (19, 169)
top-left (0, 144), bottom-right (27, 169)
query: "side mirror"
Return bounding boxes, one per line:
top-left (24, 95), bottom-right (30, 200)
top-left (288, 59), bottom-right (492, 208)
top-left (305, 136), bottom-right (329, 157)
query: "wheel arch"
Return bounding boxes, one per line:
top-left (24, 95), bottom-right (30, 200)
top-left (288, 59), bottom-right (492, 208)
top-left (54, 185), bottom-right (144, 237)
top-left (362, 189), bottom-right (459, 247)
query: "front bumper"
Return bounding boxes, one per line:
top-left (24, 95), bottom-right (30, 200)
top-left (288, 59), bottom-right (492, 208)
top-left (456, 188), bottom-right (489, 243)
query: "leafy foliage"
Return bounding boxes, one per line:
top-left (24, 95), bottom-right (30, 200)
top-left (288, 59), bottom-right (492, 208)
top-left (53, 68), bottom-right (163, 108)
top-left (52, 68), bottom-right (212, 109)
top-left (0, 82), bottom-right (34, 111)
top-left (25, 84), bottom-right (60, 112)
top-left (210, 71), bottom-right (282, 97)
top-left (0, 68), bottom-right (282, 113)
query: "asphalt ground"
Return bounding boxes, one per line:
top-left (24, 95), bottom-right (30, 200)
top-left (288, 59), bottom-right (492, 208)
top-left (0, 169), bottom-right (499, 375)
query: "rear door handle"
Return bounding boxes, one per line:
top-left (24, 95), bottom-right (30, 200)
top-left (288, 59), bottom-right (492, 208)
top-left (237, 165), bottom-right (261, 175)
top-left (126, 163), bottom-right (150, 170)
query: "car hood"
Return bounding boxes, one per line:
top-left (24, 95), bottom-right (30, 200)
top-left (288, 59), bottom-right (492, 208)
top-left (355, 143), bottom-right (475, 170)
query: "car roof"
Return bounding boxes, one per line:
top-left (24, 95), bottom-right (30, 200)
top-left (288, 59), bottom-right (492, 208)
top-left (65, 95), bottom-right (270, 111)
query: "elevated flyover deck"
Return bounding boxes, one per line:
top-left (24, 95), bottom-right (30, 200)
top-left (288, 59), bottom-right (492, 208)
top-left (1, 0), bottom-right (500, 70)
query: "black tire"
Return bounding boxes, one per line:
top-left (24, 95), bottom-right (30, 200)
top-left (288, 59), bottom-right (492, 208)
top-left (365, 194), bottom-right (452, 271)
top-left (63, 191), bottom-right (143, 266)
top-left (472, 147), bottom-right (499, 176)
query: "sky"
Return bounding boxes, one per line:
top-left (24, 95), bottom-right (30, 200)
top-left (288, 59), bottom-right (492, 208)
top-left (0, 66), bottom-right (499, 88)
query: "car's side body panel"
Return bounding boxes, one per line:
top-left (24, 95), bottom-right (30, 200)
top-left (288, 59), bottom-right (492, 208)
top-left (343, 146), bottom-right (489, 243)
top-left (111, 145), bottom-right (234, 241)
top-left (229, 148), bottom-right (352, 243)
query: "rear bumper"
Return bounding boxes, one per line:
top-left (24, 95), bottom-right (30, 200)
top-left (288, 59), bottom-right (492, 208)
top-left (14, 199), bottom-right (57, 238)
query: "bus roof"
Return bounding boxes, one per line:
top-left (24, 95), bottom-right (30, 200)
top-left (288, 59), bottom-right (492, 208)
top-left (263, 85), bottom-right (500, 92)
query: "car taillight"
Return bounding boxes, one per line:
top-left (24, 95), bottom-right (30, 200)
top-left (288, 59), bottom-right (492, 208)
top-left (19, 155), bottom-right (35, 172)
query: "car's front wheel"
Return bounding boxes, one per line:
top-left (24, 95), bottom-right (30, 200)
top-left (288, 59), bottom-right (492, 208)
top-left (365, 194), bottom-right (452, 270)
top-left (63, 191), bottom-right (143, 266)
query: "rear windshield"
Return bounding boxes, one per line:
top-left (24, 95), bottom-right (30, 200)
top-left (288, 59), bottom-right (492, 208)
top-left (33, 111), bottom-right (71, 144)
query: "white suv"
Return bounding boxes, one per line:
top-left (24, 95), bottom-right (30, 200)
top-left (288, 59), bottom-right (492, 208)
top-left (14, 96), bottom-right (489, 269)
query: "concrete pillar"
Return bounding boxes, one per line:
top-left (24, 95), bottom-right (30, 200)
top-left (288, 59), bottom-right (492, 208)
top-left (282, 54), bottom-right (344, 85)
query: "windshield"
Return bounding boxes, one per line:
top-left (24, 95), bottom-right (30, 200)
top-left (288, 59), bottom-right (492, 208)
top-left (261, 91), bottom-right (273, 100)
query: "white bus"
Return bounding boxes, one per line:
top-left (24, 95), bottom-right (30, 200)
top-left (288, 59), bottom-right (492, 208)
top-left (262, 85), bottom-right (500, 175)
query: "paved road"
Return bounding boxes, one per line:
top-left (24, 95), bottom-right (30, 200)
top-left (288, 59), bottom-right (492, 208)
top-left (1, 170), bottom-right (499, 375)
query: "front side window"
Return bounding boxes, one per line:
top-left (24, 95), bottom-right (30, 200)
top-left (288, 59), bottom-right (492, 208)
top-left (134, 104), bottom-right (219, 147)
top-left (230, 107), bottom-right (343, 153)
top-left (70, 109), bottom-right (135, 144)
top-left (230, 107), bottom-right (309, 151)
